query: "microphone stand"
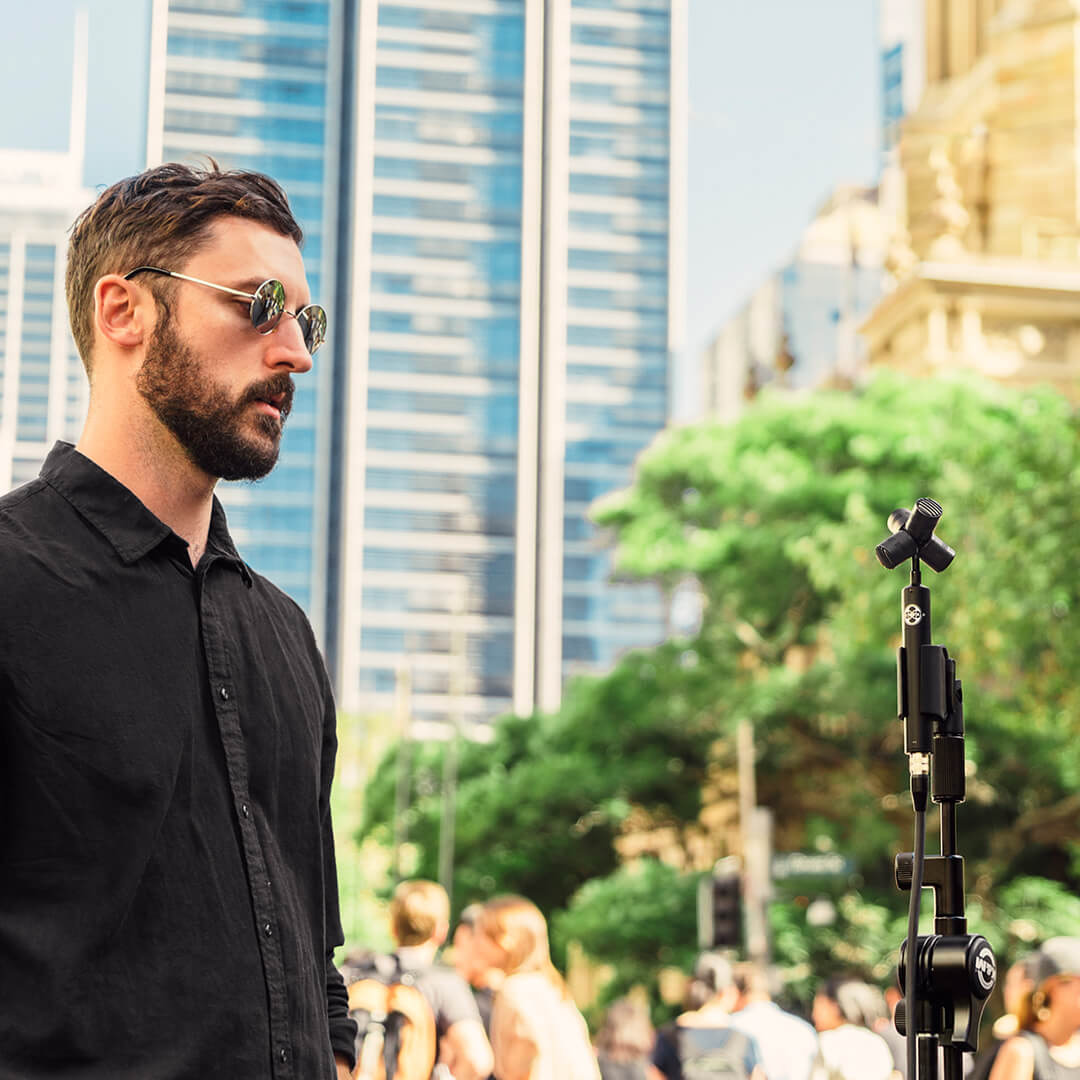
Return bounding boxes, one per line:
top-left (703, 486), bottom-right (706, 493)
top-left (875, 500), bottom-right (997, 1080)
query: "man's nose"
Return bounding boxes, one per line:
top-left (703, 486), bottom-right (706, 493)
top-left (265, 314), bottom-right (313, 373)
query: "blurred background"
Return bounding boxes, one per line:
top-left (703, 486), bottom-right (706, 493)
top-left (4, 0), bottom-right (1080, 1024)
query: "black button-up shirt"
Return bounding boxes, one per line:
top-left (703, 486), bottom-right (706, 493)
top-left (0, 443), bottom-right (356, 1078)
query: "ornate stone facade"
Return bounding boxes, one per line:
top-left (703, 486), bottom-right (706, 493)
top-left (861, 0), bottom-right (1080, 394)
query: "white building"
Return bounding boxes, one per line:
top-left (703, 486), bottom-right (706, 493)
top-left (701, 185), bottom-right (890, 423)
top-left (0, 13), bottom-right (93, 494)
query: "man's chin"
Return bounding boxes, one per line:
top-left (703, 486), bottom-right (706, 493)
top-left (188, 432), bottom-right (282, 483)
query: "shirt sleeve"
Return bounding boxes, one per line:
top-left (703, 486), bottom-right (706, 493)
top-left (433, 971), bottom-right (484, 1035)
top-left (318, 660), bottom-right (358, 1069)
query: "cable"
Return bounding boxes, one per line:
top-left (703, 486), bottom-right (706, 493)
top-left (906, 783), bottom-right (927, 1080)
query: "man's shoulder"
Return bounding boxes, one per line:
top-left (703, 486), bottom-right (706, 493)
top-left (413, 964), bottom-right (482, 1029)
top-left (0, 478), bottom-right (68, 565)
top-left (0, 477), bottom-right (51, 526)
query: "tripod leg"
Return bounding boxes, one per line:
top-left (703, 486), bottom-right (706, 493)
top-left (918, 1035), bottom-right (939, 1080)
top-left (941, 1047), bottom-right (964, 1080)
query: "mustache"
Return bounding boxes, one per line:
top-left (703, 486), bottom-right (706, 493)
top-left (239, 374), bottom-right (295, 421)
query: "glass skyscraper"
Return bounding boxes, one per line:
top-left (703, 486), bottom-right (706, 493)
top-left (148, 0), bottom-right (341, 633)
top-left (150, 0), bottom-right (684, 729)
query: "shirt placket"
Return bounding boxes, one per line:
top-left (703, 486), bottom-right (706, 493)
top-left (197, 556), bottom-right (294, 1079)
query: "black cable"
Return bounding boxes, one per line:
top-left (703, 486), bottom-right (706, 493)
top-left (907, 786), bottom-right (927, 1080)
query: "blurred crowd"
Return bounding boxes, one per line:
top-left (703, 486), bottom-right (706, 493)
top-left (340, 881), bottom-right (1080, 1080)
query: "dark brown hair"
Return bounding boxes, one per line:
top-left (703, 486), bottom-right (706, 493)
top-left (66, 161), bottom-right (303, 373)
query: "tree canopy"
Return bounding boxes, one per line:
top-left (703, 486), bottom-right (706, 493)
top-left (354, 371), bottom-right (1080, 1007)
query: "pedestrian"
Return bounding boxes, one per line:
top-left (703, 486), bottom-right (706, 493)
top-left (348, 879), bottom-right (492, 1080)
top-left (652, 952), bottom-right (765, 1080)
top-left (0, 161), bottom-right (353, 1078)
top-left (452, 902), bottom-right (501, 1038)
top-left (474, 895), bottom-right (600, 1080)
top-left (810, 976), bottom-right (896, 1080)
top-left (968, 953), bottom-right (1038, 1080)
top-left (730, 961), bottom-right (819, 1080)
top-left (594, 997), bottom-right (664, 1080)
top-left (988, 937), bottom-right (1080, 1080)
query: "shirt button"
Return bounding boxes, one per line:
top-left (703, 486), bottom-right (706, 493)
top-left (219, 686), bottom-right (230, 701)
top-left (278, 1047), bottom-right (289, 1064)
top-left (263, 922), bottom-right (273, 938)
top-left (240, 803), bottom-right (250, 818)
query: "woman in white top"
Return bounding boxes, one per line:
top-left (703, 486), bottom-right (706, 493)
top-left (811, 976), bottom-right (897, 1080)
top-left (474, 895), bottom-right (600, 1080)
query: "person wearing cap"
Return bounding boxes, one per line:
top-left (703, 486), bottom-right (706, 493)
top-left (989, 937), bottom-right (1080, 1080)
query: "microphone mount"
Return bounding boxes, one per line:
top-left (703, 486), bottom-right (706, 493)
top-left (875, 498), bottom-right (994, 1080)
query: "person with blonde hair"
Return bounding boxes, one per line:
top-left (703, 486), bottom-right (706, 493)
top-left (989, 937), bottom-right (1080, 1080)
top-left (474, 895), bottom-right (600, 1080)
top-left (351, 880), bottom-right (492, 1080)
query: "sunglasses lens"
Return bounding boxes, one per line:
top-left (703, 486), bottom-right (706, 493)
top-left (251, 280), bottom-right (286, 333)
top-left (297, 305), bottom-right (327, 355)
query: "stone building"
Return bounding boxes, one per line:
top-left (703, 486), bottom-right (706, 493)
top-left (862, 0), bottom-right (1080, 394)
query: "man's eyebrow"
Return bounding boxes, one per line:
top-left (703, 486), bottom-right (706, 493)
top-left (231, 277), bottom-right (269, 295)
top-left (230, 277), bottom-right (312, 308)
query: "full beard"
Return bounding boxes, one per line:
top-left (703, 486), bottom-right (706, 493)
top-left (136, 315), bottom-right (294, 482)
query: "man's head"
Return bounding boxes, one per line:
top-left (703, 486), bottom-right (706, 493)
top-left (451, 903), bottom-right (484, 985)
top-left (390, 880), bottom-right (451, 949)
top-left (67, 162), bottom-right (315, 481)
top-left (732, 961), bottom-right (773, 1008)
top-left (693, 951), bottom-right (739, 1012)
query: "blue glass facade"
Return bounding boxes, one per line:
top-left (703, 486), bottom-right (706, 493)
top-left (562, 0), bottom-right (671, 676)
top-left (156, 0), bottom-right (677, 723)
top-left (355, 1), bottom-right (526, 727)
top-left (0, 215), bottom-right (89, 493)
top-left (159, 0), bottom-right (336, 623)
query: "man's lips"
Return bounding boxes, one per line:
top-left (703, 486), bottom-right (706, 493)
top-left (251, 391), bottom-right (290, 418)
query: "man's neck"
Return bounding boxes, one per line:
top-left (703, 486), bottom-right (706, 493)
top-left (78, 406), bottom-right (216, 567)
top-left (396, 941), bottom-right (440, 967)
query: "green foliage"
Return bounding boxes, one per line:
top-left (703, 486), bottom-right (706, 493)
top-left (357, 646), bottom-right (719, 917)
top-left (351, 371), bottom-right (1080, 1008)
top-left (596, 371), bottom-right (1080, 897)
top-left (553, 859), bottom-right (701, 1017)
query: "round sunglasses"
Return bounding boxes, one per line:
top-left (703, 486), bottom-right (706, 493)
top-left (123, 266), bottom-right (327, 355)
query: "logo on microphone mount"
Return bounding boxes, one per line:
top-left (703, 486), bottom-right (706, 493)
top-left (904, 604), bottom-right (924, 626)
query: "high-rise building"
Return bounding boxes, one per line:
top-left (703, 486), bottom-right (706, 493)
top-left (149, 0), bottom-right (684, 730)
top-left (701, 185), bottom-right (889, 423)
top-left (880, 0), bottom-right (925, 155)
top-left (146, 0), bottom-right (343, 634)
top-left (0, 14), bottom-right (93, 494)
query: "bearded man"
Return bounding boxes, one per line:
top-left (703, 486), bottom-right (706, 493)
top-left (0, 163), bottom-right (355, 1079)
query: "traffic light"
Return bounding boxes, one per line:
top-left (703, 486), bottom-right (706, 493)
top-left (698, 871), bottom-right (743, 950)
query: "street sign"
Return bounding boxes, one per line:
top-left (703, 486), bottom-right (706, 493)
top-left (771, 852), bottom-right (853, 880)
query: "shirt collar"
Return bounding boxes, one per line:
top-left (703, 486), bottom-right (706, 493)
top-left (40, 441), bottom-right (248, 579)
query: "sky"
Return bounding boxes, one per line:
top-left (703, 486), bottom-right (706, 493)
top-left (0, 0), bottom-right (881, 400)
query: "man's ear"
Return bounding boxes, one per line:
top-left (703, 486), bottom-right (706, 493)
top-left (94, 274), bottom-right (154, 352)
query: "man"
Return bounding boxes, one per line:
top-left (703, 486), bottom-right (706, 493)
top-left (652, 953), bottom-right (766, 1080)
top-left (0, 163), bottom-right (355, 1078)
top-left (359, 881), bottom-right (493, 1080)
top-left (730, 961), bottom-right (819, 1080)
top-left (451, 902), bottom-right (501, 1037)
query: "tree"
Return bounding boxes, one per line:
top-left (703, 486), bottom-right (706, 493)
top-left (593, 371), bottom-right (1080, 900)
top-left (354, 372), bottom-right (1080, 1001)
top-left (357, 647), bottom-right (719, 917)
